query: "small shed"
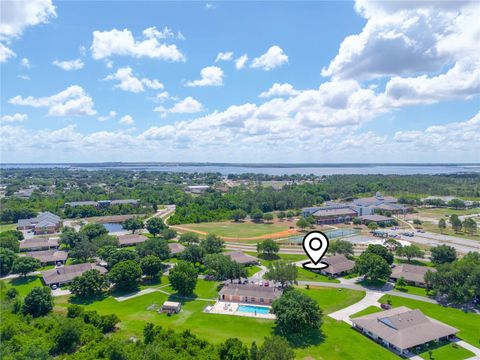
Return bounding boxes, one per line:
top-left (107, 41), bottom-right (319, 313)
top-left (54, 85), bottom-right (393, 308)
top-left (160, 301), bottom-right (181, 314)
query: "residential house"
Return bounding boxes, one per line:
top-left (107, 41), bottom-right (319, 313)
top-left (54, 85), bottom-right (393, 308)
top-left (321, 254), bottom-right (355, 277)
top-left (117, 234), bottom-right (148, 246)
top-left (218, 284), bottom-right (282, 305)
top-left (17, 211), bottom-right (62, 234)
top-left (41, 263), bottom-right (107, 287)
top-left (351, 306), bottom-right (458, 355)
top-left (185, 185), bottom-right (210, 194)
top-left (390, 264), bottom-right (436, 287)
top-left (19, 237), bottom-right (59, 251)
top-left (168, 242), bottom-right (185, 256)
top-left (25, 250), bottom-right (68, 265)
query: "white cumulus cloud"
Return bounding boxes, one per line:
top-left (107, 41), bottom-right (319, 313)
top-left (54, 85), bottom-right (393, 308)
top-left (251, 46), bottom-right (288, 71)
top-left (235, 54), bottom-right (248, 69)
top-left (186, 66), bottom-right (224, 87)
top-left (90, 28), bottom-right (185, 62)
top-left (119, 115), bottom-right (134, 125)
top-left (9, 85), bottom-right (96, 117)
top-left (1, 113), bottom-right (28, 123)
top-left (105, 67), bottom-right (164, 93)
top-left (98, 111), bottom-right (117, 122)
top-left (53, 58), bottom-right (84, 71)
top-left (215, 51), bottom-right (233, 62)
top-left (170, 97), bottom-right (204, 114)
top-left (259, 83), bottom-right (300, 98)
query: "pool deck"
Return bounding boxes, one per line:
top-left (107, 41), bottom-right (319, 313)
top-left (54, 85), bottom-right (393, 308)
top-left (205, 301), bottom-right (276, 320)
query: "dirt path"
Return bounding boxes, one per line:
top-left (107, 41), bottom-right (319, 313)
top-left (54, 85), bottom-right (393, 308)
top-left (171, 225), bottom-right (298, 241)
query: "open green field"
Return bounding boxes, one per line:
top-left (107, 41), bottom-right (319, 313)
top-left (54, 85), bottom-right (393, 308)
top-left (245, 252), bottom-right (308, 266)
top-left (0, 223), bottom-right (17, 232)
top-left (297, 286), bottom-right (365, 314)
top-left (417, 342), bottom-right (474, 360)
top-left (394, 284), bottom-right (431, 297)
top-left (416, 208), bottom-right (480, 218)
top-left (2, 275), bottom-right (43, 297)
top-left (379, 295), bottom-right (480, 346)
top-left (421, 221), bottom-right (480, 241)
top-left (179, 221), bottom-right (290, 238)
top-left (296, 267), bottom-right (340, 283)
top-left (350, 305), bottom-right (383, 318)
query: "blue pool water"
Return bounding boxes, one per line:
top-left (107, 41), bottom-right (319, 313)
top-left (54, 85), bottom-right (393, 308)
top-left (237, 305), bottom-right (270, 314)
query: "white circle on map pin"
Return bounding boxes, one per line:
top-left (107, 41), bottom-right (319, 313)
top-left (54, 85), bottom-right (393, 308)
top-left (302, 231), bottom-right (330, 270)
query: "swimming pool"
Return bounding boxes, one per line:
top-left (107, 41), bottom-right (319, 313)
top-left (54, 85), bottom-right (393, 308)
top-left (237, 305), bottom-right (270, 315)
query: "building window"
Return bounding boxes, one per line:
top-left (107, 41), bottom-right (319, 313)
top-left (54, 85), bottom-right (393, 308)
top-left (260, 298), bottom-right (264, 303)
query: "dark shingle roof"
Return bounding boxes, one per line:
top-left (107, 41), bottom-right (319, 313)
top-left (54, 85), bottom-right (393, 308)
top-left (322, 254), bottom-right (355, 275)
top-left (224, 251), bottom-right (259, 264)
top-left (390, 264), bottom-right (436, 284)
top-left (42, 263), bottom-right (107, 285)
top-left (219, 283), bottom-right (282, 299)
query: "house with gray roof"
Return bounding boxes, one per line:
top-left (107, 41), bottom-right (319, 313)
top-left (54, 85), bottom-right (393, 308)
top-left (25, 250), bottom-right (68, 265)
top-left (17, 211), bottom-right (62, 234)
top-left (219, 283), bottom-right (282, 305)
top-left (41, 263), bottom-right (107, 287)
top-left (19, 237), bottom-right (59, 251)
top-left (117, 234), bottom-right (148, 246)
top-left (224, 251), bottom-right (259, 265)
top-left (351, 306), bottom-right (458, 355)
top-left (390, 264), bottom-right (437, 287)
top-left (168, 242), bottom-right (185, 255)
top-left (320, 254), bottom-right (355, 276)
top-left (359, 214), bottom-right (393, 224)
top-left (310, 206), bottom-right (358, 225)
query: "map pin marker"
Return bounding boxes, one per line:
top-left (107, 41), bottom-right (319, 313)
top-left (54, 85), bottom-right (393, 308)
top-left (302, 231), bottom-right (330, 270)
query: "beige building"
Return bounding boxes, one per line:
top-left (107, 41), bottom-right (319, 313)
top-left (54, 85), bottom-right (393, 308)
top-left (219, 284), bottom-right (282, 305)
top-left (390, 264), bottom-right (436, 287)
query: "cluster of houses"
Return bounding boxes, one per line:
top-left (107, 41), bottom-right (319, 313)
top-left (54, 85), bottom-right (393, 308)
top-left (302, 193), bottom-right (408, 225)
top-left (65, 199), bottom-right (139, 208)
top-left (17, 211), bottom-right (62, 235)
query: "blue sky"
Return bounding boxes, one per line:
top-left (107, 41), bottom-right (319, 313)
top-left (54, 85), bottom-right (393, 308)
top-left (1, 0), bottom-right (479, 163)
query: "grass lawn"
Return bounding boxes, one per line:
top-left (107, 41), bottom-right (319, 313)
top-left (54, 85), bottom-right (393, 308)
top-left (246, 265), bottom-right (261, 277)
top-left (0, 223), bottom-right (17, 232)
top-left (350, 306), bottom-right (383, 318)
top-left (379, 295), bottom-right (480, 346)
top-left (421, 222), bottom-right (480, 241)
top-left (296, 267), bottom-right (340, 283)
top-left (295, 317), bottom-right (399, 360)
top-left (297, 286), bottom-right (366, 314)
top-left (393, 258), bottom-right (435, 267)
top-left (417, 208), bottom-right (480, 218)
top-left (417, 342), bottom-right (474, 360)
top-left (180, 221), bottom-right (290, 238)
top-left (3, 275), bottom-right (44, 297)
top-left (394, 284), bottom-right (431, 297)
top-left (246, 252), bottom-right (308, 267)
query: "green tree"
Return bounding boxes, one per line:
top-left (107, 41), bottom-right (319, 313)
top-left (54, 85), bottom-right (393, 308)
top-left (271, 289), bottom-right (322, 334)
top-left (250, 209), bottom-right (264, 222)
top-left (364, 244), bottom-right (394, 265)
top-left (145, 217), bottom-right (166, 237)
top-left (136, 238), bottom-right (170, 260)
top-left (277, 211), bottom-right (286, 221)
top-left (286, 210), bottom-right (295, 219)
top-left (181, 245), bottom-right (205, 265)
top-left (463, 218), bottom-right (477, 234)
top-left (70, 269), bottom-right (108, 298)
top-left (60, 228), bottom-right (86, 248)
top-left (257, 239), bottom-right (280, 259)
top-left (12, 256), bottom-right (40, 277)
top-left (122, 217), bottom-right (144, 234)
top-left (450, 214), bottom-right (463, 232)
top-left (263, 213), bottom-right (274, 222)
top-left (0, 234), bottom-right (20, 252)
top-left (80, 223), bottom-right (108, 240)
top-left (396, 244), bottom-right (424, 262)
top-left (250, 342), bottom-right (259, 360)
top-left (219, 338), bottom-right (250, 360)
top-left (430, 245), bottom-right (457, 265)
top-left (296, 217), bottom-right (309, 230)
top-left (384, 238), bottom-right (401, 252)
top-left (327, 239), bottom-right (354, 257)
top-left (354, 253), bottom-right (391, 281)
top-left (265, 260), bottom-right (298, 288)
top-left (204, 253), bottom-right (235, 280)
top-left (438, 218), bottom-right (446, 233)
top-left (179, 232), bottom-right (200, 245)
top-left (258, 336), bottom-right (295, 360)
top-left (367, 222), bottom-right (378, 230)
top-left (108, 260), bottom-right (142, 291)
top-left (230, 209), bottom-right (247, 222)
top-left (168, 261), bottom-right (198, 295)
top-left (51, 318), bottom-right (82, 354)
top-left (448, 198), bottom-right (466, 209)
top-left (0, 247), bottom-right (17, 275)
top-left (162, 227), bottom-right (177, 240)
top-left (69, 240), bottom-right (96, 262)
top-left (140, 255), bottom-right (163, 278)
top-left (23, 286), bottom-right (53, 317)
top-left (200, 233), bottom-right (225, 254)
top-left (352, 217), bottom-right (362, 225)
top-left (397, 276), bottom-right (407, 287)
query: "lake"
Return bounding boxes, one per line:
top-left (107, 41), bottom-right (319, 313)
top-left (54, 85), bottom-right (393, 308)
top-left (102, 222), bottom-right (124, 233)
top-left (1, 163), bottom-right (479, 176)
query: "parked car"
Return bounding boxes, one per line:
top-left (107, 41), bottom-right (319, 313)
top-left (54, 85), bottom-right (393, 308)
top-left (264, 281), bottom-right (269, 287)
top-left (259, 281), bottom-right (263, 286)
top-left (380, 303), bottom-right (391, 310)
top-left (51, 284), bottom-right (58, 290)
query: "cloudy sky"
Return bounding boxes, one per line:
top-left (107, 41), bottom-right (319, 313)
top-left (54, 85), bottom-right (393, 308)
top-left (1, 0), bottom-right (479, 163)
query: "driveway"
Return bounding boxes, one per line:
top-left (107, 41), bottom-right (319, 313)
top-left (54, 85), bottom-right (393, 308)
top-left (328, 291), bottom-right (383, 323)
